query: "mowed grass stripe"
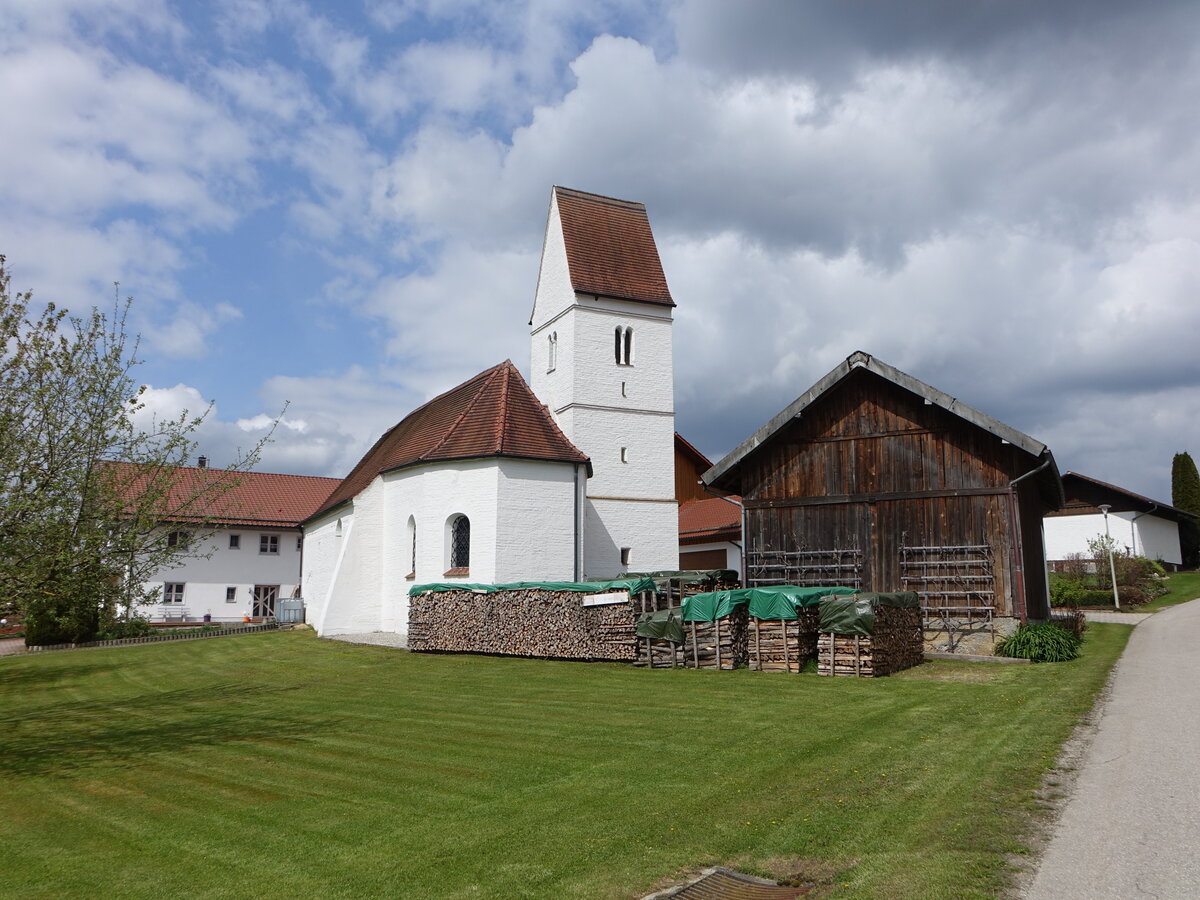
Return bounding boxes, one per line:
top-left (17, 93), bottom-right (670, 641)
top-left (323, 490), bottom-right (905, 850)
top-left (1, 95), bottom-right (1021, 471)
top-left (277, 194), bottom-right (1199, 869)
top-left (1, 626), bottom-right (1128, 899)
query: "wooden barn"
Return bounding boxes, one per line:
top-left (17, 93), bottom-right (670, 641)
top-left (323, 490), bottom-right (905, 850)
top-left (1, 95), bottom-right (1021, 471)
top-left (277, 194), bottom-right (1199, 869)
top-left (703, 352), bottom-right (1065, 634)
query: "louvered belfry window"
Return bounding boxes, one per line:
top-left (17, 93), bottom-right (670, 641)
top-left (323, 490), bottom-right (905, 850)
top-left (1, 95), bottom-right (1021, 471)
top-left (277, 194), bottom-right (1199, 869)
top-left (450, 515), bottom-right (470, 569)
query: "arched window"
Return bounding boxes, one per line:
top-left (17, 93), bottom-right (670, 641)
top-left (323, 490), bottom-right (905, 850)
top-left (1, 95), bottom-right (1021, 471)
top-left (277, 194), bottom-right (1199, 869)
top-left (405, 515), bottom-right (417, 577)
top-left (547, 331), bottom-right (557, 372)
top-left (615, 325), bottom-right (633, 365)
top-left (448, 514), bottom-right (470, 572)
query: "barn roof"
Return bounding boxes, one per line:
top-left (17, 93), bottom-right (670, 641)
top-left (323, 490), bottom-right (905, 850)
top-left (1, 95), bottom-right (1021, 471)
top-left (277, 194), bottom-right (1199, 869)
top-left (104, 462), bottom-right (340, 528)
top-left (311, 360), bottom-right (589, 521)
top-left (553, 186), bottom-right (675, 308)
top-left (704, 350), bottom-right (1063, 503)
top-left (1051, 472), bottom-right (1200, 523)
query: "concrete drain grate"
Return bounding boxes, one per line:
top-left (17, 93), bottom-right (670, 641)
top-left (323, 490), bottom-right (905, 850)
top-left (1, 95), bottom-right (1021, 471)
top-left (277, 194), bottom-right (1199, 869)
top-left (643, 867), bottom-right (814, 899)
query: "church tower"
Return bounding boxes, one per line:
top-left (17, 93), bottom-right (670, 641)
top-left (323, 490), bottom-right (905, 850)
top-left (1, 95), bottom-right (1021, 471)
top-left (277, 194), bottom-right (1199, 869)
top-left (529, 187), bottom-right (678, 579)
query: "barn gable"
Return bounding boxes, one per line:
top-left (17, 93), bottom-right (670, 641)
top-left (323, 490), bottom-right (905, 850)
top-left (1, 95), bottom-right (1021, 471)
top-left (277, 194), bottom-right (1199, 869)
top-left (705, 350), bottom-right (1064, 631)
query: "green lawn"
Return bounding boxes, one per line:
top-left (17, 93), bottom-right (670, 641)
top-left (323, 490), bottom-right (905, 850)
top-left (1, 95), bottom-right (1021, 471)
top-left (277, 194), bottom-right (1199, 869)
top-left (1139, 570), bottom-right (1200, 613)
top-left (0, 627), bottom-right (1129, 899)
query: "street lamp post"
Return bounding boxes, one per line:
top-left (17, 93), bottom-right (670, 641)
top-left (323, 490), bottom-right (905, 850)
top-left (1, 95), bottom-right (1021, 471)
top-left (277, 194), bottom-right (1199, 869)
top-left (1098, 504), bottom-right (1120, 611)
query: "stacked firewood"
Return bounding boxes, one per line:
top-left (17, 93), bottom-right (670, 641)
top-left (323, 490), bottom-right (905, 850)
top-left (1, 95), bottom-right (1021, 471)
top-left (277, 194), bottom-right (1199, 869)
top-left (408, 588), bottom-right (639, 661)
top-left (817, 605), bottom-right (923, 677)
top-left (748, 608), bottom-right (820, 673)
top-left (681, 605), bottom-right (749, 669)
top-left (637, 638), bottom-right (684, 668)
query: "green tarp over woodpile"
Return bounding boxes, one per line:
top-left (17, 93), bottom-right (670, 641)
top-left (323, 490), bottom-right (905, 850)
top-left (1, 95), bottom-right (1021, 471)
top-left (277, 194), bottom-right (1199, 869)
top-left (626, 569), bottom-right (738, 584)
top-left (635, 607), bottom-right (685, 644)
top-left (818, 591), bottom-right (921, 636)
top-left (408, 578), bottom-right (658, 597)
top-left (681, 585), bottom-right (857, 622)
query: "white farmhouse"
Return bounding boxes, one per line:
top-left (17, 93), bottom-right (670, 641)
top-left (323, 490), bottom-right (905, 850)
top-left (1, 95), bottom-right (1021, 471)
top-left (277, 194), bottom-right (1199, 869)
top-left (303, 187), bottom-right (680, 637)
top-left (140, 466), bottom-right (339, 622)
top-left (1043, 471), bottom-right (1197, 569)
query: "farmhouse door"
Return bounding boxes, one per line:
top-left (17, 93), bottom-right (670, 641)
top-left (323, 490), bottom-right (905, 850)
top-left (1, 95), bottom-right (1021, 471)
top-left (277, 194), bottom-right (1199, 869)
top-left (252, 585), bottom-right (279, 618)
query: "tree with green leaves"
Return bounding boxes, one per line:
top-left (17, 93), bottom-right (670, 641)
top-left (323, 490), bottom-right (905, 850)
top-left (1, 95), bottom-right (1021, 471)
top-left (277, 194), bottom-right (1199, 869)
top-left (1172, 451), bottom-right (1200, 569)
top-left (0, 255), bottom-right (271, 645)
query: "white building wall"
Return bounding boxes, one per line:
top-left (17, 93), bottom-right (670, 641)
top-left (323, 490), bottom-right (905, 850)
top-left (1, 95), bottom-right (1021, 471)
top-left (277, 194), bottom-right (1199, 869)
top-left (302, 508), bottom-right (347, 630)
top-left (584, 498), bottom-right (678, 580)
top-left (317, 482), bottom-right (386, 636)
top-left (1043, 512), bottom-right (1183, 566)
top-left (493, 458), bottom-right (579, 582)
top-left (143, 526), bottom-right (302, 623)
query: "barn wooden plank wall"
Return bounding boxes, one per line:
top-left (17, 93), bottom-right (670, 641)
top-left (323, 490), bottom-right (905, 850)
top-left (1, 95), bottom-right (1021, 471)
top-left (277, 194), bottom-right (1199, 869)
top-left (739, 373), bottom-right (1054, 619)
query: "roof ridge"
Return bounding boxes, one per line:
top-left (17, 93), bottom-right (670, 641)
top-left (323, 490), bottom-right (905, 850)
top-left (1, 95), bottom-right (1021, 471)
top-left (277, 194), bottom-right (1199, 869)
top-left (421, 362), bottom-right (507, 461)
top-left (554, 185), bottom-right (644, 211)
top-left (496, 360), bottom-right (514, 456)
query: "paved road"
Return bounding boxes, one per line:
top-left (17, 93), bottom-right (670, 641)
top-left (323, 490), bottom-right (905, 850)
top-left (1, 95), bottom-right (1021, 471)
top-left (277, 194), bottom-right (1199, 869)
top-left (1025, 599), bottom-right (1200, 899)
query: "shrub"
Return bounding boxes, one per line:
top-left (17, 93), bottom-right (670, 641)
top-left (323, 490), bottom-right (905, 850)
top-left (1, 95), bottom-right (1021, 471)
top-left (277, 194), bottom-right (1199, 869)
top-left (997, 622), bottom-right (1082, 662)
top-left (96, 618), bottom-right (154, 640)
top-left (1048, 608), bottom-right (1087, 640)
top-left (1050, 576), bottom-right (1088, 608)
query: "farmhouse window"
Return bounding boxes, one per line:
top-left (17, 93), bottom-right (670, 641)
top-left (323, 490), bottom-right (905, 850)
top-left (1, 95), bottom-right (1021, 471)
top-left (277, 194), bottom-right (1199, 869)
top-left (260, 534), bottom-right (279, 555)
top-left (450, 515), bottom-right (470, 570)
top-left (166, 530), bottom-right (189, 548)
top-left (229, 534), bottom-right (240, 549)
top-left (163, 583), bottom-right (185, 603)
top-left (225, 587), bottom-right (237, 602)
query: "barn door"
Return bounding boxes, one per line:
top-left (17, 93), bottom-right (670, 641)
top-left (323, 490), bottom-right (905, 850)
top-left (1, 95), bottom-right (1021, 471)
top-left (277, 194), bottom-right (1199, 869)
top-left (252, 585), bottom-right (279, 618)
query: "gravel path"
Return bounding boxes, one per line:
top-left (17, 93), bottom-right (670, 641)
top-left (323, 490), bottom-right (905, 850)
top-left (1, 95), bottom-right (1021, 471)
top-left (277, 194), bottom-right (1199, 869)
top-left (1024, 599), bottom-right (1200, 898)
top-left (323, 631), bottom-right (409, 650)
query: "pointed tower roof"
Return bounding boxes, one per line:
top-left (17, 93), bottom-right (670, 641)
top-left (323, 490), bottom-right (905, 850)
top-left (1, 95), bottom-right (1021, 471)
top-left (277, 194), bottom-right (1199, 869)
top-left (310, 361), bottom-right (589, 520)
top-left (553, 186), bottom-right (675, 307)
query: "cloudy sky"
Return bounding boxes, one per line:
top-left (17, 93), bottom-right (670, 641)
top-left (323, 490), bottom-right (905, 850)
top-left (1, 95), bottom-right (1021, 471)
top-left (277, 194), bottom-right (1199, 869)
top-left (2, 0), bottom-right (1198, 502)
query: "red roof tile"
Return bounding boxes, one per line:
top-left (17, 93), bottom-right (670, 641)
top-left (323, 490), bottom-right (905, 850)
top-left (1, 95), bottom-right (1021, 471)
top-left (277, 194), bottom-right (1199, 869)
top-left (679, 495), bottom-right (742, 545)
top-left (104, 462), bottom-right (340, 528)
top-left (555, 186), bottom-right (675, 307)
top-left (313, 361), bottom-right (588, 519)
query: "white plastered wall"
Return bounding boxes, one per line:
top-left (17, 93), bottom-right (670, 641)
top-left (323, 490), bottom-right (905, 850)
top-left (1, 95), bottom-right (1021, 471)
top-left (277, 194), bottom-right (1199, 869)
top-left (1043, 512), bottom-right (1183, 566)
top-left (143, 526), bottom-right (302, 622)
top-left (306, 457), bottom-right (579, 637)
top-left (678, 541), bottom-right (743, 579)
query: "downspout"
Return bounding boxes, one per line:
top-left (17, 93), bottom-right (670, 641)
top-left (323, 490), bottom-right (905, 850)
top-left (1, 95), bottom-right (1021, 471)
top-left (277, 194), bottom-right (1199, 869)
top-left (699, 482), bottom-right (745, 584)
top-left (574, 462), bottom-right (585, 582)
top-left (1007, 455), bottom-right (1053, 623)
top-left (1130, 503), bottom-right (1158, 557)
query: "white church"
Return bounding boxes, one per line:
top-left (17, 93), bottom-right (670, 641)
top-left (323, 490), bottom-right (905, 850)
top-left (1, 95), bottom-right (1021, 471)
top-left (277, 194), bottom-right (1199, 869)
top-left (302, 187), bottom-right (680, 637)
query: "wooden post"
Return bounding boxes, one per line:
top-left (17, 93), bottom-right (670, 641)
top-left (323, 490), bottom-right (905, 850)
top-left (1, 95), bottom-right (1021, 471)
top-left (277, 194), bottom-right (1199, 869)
top-left (715, 619), bottom-right (723, 670)
top-left (754, 618), bottom-right (762, 671)
top-left (691, 621), bottom-right (699, 668)
top-left (782, 619), bottom-right (790, 673)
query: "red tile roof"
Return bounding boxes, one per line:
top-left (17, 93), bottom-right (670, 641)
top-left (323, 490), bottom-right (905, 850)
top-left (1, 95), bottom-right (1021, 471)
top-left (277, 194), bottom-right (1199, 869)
top-left (679, 495), bottom-right (742, 545)
top-left (104, 462), bottom-right (340, 528)
top-left (555, 186), bottom-right (675, 307)
top-left (313, 361), bottom-right (589, 520)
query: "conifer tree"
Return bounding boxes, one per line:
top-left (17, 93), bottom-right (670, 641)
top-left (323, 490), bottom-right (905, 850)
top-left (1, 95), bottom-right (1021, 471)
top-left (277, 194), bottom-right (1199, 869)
top-left (1171, 451), bottom-right (1200, 569)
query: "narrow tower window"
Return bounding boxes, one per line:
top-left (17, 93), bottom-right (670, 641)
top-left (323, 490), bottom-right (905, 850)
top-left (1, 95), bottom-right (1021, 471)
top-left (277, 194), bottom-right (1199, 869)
top-left (615, 326), bottom-right (633, 365)
top-left (406, 516), bottom-right (417, 577)
top-left (547, 331), bottom-right (557, 372)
